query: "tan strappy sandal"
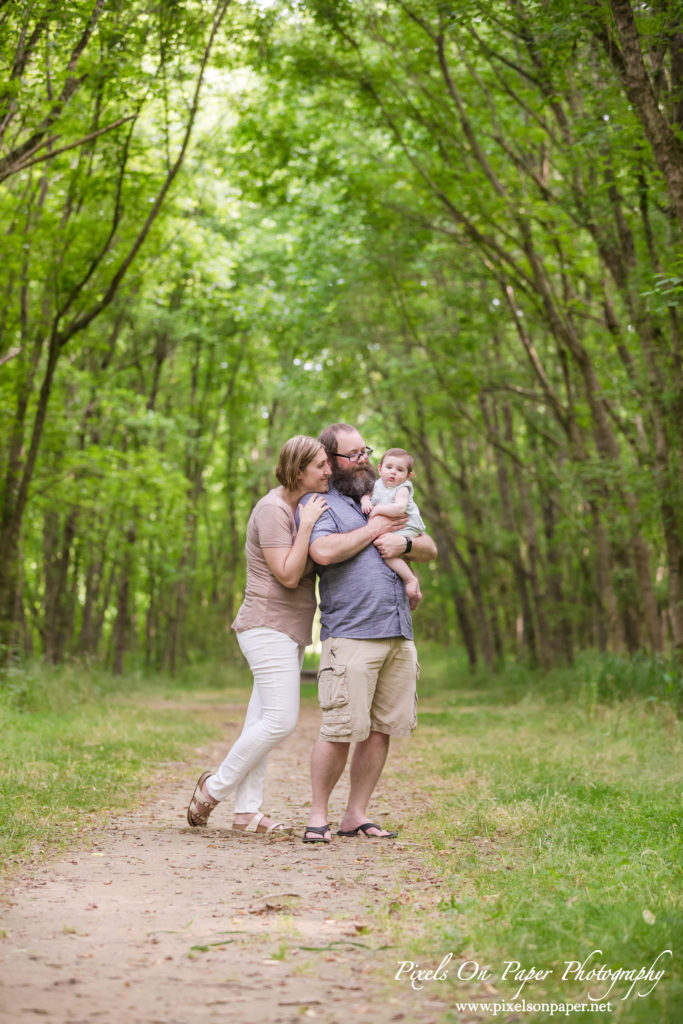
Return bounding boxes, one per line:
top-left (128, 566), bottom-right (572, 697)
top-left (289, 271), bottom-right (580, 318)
top-left (187, 771), bottom-right (218, 827)
top-left (231, 813), bottom-right (290, 835)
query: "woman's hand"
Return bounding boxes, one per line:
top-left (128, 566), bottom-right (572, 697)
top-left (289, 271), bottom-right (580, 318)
top-left (297, 493), bottom-right (328, 529)
top-left (264, 495), bottom-right (329, 588)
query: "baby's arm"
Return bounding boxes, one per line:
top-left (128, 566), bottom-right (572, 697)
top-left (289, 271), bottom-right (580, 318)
top-left (360, 493), bottom-right (373, 515)
top-left (369, 485), bottom-right (411, 519)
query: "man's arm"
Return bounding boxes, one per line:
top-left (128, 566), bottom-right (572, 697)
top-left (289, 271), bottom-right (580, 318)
top-left (373, 531), bottom-right (437, 563)
top-left (310, 513), bottom-right (407, 566)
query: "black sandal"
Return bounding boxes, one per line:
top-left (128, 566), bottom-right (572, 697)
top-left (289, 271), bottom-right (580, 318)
top-left (336, 822), bottom-right (398, 838)
top-left (302, 824), bottom-right (331, 844)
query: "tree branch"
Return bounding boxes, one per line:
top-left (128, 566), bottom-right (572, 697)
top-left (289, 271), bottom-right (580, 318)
top-left (57, 0), bottom-right (233, 345)
top-left (0, 114), bottom-right (136, 183)
top-left (0, 0), bottom-right (106, 180)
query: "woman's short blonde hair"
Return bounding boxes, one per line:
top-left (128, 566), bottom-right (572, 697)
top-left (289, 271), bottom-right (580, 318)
top-left (276, 435), bottom-right (324, 491)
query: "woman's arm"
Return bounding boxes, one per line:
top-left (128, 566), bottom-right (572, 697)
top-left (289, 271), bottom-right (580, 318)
top-left (262, 495), bottom-right (328, 587)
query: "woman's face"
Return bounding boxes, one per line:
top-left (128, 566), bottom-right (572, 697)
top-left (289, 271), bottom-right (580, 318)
top-left (297, 448), bottom-right (331, 493)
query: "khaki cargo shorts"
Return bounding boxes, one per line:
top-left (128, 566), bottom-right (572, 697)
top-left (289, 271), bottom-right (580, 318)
top-left (317, 636), bottom-right (419, 743)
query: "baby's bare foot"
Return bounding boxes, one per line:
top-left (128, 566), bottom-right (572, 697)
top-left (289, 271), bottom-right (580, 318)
top-left (406, 577), bottom-right (422, 610)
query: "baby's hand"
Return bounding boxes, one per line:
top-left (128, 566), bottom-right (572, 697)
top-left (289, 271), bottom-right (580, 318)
top-left (360, 495), bottom-right (373, 515)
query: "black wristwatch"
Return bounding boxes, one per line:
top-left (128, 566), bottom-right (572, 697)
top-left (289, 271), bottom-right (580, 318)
top-left (404, 537), bottom-right (412, 554)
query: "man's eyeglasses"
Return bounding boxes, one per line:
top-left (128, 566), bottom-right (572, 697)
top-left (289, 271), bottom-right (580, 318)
top-left (335, 447), bottom-right (373, 463)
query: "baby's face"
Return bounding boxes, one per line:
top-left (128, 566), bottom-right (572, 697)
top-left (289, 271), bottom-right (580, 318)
top-left (379, 456), bottom-right (411, 488)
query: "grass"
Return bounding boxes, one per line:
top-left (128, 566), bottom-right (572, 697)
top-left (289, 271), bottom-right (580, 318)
top-left (0, 657), bottom-right (252, 869)
top-left (1, 646), bottom-right (681, 1021)
top-left (386, 644), bottom-right (682, 1023)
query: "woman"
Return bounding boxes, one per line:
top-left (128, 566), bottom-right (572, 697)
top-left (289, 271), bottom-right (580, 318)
top-left (186, 435), bottom-right (330, 833)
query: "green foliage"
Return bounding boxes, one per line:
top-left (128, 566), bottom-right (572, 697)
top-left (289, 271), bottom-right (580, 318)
top-left (1, 0), bottom-right (683, 674)
top-left (417, 642), bottom-right (683, 709)
top-left (390, 655), bottom-right (682, 1022)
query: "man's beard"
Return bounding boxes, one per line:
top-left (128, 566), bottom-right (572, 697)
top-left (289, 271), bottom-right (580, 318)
top-left (331, 461), bottom-right (377, 502)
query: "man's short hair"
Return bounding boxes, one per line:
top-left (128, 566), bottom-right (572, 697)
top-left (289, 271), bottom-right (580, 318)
top-left (318, 423), bottom-right (355, 458)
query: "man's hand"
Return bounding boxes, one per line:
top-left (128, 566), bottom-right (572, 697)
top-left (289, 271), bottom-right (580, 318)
top-left (367, 513), bottom-right (408, 537)
top-left (373, 533), bottom-right (410, 559)
top-left (374, 531), bottom-right (438, 562)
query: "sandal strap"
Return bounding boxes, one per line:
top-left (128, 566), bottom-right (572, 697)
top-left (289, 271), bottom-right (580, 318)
top-left (304, 824), bottom-right (331, 837)
top-left (191, 794), bottom-right (215, 812)
top-left (243, 813), bottom-right (265, 832)
top-left (240, 814), bottom-right (286, 833)
top-left (187, 771), bottom-right (217, 826)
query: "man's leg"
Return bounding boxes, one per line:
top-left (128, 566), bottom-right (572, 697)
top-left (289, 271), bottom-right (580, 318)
top-left (304, 737), bottom-right (349, 842)
top-left (337, 638), bottom-right (417, 838)
top-left (338, 730), bottom-right (393, 837)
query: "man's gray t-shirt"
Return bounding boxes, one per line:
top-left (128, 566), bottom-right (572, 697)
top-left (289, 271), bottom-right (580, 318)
top-left (306, 486), bottom-right (413, 642)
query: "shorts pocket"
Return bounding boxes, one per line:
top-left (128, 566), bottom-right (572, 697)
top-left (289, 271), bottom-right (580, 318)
top-left (318, 665), bottom-right (348, 710)
top-left (318, 665), bottom-right (352, 738)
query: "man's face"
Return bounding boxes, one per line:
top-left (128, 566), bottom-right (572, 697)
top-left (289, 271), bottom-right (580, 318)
top-left (330, 429), bottom-right (376, 501)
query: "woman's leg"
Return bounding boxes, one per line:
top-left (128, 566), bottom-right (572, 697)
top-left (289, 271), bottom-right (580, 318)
top-left (231, 682), bottom-right (267, 814)
top-left (206, 627), bottom-right (303, 814)
top-left (233, 630), bottom-right (304, 814)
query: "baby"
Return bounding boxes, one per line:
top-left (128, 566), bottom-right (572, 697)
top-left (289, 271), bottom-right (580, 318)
top-left (361, 447), bottom-right (425, 609)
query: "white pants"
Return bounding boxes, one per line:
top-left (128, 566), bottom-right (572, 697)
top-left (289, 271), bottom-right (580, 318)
top-left (205, 627), bottom-right (303, 813)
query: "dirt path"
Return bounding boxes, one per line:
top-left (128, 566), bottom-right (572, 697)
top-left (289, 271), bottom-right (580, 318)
top-left (0, 703), bottom-right (455, 1024)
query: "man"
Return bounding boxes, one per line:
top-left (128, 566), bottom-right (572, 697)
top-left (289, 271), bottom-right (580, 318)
top-left (302, 423), bottom-right (437, 844)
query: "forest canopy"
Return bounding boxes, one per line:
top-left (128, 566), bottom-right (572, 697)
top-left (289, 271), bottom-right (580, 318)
top-left (1, 0), bottom-right (682, 674)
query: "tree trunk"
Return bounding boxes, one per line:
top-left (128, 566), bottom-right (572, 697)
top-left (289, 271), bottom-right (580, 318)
top-left (601, 0), bottom-right (683, 226)
top-left (541, 494), bottom-right (574, 665)
top-left (42, 509), bottom-right (77, 664)
top-left (111, 525), bottom-right (136, 676)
